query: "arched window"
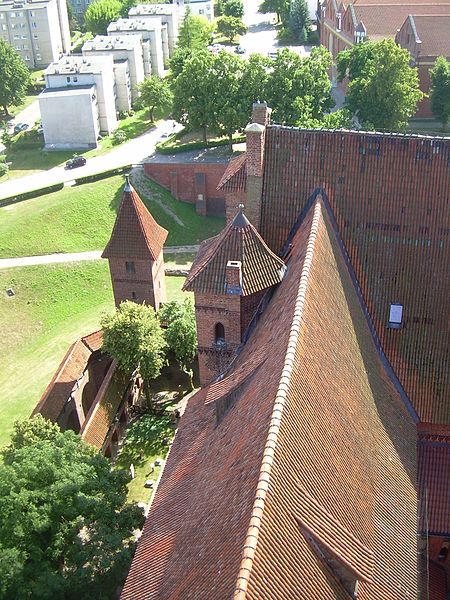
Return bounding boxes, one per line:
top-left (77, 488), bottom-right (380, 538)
top-left (214, 322), bottom-right (225, 345)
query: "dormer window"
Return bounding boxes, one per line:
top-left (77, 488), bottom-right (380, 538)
top-left (388, 303), bottom-right (403, 328)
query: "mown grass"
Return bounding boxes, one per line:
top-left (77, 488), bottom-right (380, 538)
top-left (0, 263), bottom-right (188, 448)
top-left (0, 174), bottom-right (224, 258)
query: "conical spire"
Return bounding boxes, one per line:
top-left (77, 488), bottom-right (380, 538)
top-left (183, 209), bottom-right (285, 295)
top-left (102, 178), bottom-right (168, 261)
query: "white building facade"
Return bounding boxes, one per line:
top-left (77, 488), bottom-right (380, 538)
top-left (0, 0), bottom-right (70, 68)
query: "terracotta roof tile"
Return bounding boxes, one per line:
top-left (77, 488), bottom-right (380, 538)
top-left (81, 329), bottom-right (103, 353)
top-left (261, 127), bottom-right (449, 425)
top-left (409, 14), bottom-right (450, 56)
top-left (183, 210), bottom-right (286, 295)
top-left (121, 200), bottom-right (418, 600)
top-left (102, 180), bottom-right (168, 261)
top-left (217, 153), bottom-right (247, 192)
top-left (429, 560), bottom-right (448, 600)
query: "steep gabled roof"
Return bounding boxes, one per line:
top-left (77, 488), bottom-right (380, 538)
top-left (183, 210), bottom-right (285, 295)
top-left (120, 199), bottom-right (418, 600)
top-left (217, 153), bottom-right (247, 192)
top-left (408, 14), bottom-right (450, 57)
top-left (102, 178), bottom-right (168, 261)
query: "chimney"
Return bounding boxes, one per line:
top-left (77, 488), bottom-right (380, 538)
top-left (225, 260), bottom-right (243, 295)
top-left (244, 102), bottom-right (271, 229)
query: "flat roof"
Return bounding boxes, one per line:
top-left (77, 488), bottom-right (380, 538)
top-left (45, 55), bottom-right (112, 75)
top-left (39, 85), bottom-right (95, 98)
top-left (83, 33), bottom-right (142, 52)
top-left (108, 17), bottom-right (162, 32)
top-left (129, 3), bottom-right (176, 15)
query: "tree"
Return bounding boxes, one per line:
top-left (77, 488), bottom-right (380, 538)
top-left (66, 1), bottom-right (80, 33)
top-left (168, 46), bottom-right (194, 82)
top-left (289, 0), bottom-right (310, 43)
top-left (429, 56), bottom-right (450, 131)
top-left (240, 52), bottom-right (271, 111)
top-left (177, 5), bottom-right (214, 51)
top-left (172, 49), bottom-right (216, 141)
top-left (84, 0), bottom-right (122, 35)
top-left (223, 0), bottom-right (244, 19)
top-left (0, 156), bottom-right (8, 179)
top-left (266, 46), bottom-right (334, 125)
top-left (0, 40), bottom-right (31, 116)
top-left (258, 0), bottom-right (289, 23)
top-left (138, 75), bottom-right (172, 121)
top-left (159, 299), bottom-right (197, 389)
top-left (337, 38), bottom-right (424, 131)
top-left (101, 301), bottom-right (167, 402)
top-left (0, 415), bottom-right (144, 600)
top-left (215, 16), bottom-right (247, 43)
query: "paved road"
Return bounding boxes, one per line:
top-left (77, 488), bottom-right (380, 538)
top-left (0, 120), bottom-right (181, 201)
top-left (0, 246), bottom-right (200, 270)
top-left (6, 99), bottom-right (41, 132)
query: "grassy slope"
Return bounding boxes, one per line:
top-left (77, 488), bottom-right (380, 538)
top-left (0, 175), bottom-right (224, 257)
top-left (0, 261), bottom-right (188, 448)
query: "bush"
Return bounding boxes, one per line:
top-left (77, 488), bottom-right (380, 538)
top-left (0, 182), bottom-right (64, 207)
top-left (308, 29), bottom-right (319, 45)
top-left (74, 164), bottom-right (131, 185)
top-left (0, 162), bottom-right (8, 177)
top-left (112, 129), bottom-right (127, 145)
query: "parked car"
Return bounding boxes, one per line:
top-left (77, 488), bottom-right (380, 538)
top-left (65, 156), bottom-right (87, 169)
top-left (13, 123), bottom-right (29, 134)
top-left (235, 45), bottom-right (245, 54)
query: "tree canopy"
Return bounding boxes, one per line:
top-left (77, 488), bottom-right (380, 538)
top-left (215, 15), bottom-right (247, 42)
top-left (289, 0), bottom-right (310, 43)
top-left (0, 415), bottom-right (144, 600)
top-left (101, 301), bottom-right (167, 393)
top-left (337, 38), bottom-right (424, 130)
top-left (429, 56), bottom-right (450, 131)
top-left (0, 40), bottom-right (31, 116)
top-left (258, 0), bottom-right (289, 23)
top-left (84, 0), bottom-right (122, 35)
top-left (177, 5), bottom-right (214, 51)
top-left (223, 0), bottom-right (244, 18)
top-left (138, 75), bottom-right (172, 121)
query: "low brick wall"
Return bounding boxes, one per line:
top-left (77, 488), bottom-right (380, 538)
top-left (144, 161), bottom-right (227, 217)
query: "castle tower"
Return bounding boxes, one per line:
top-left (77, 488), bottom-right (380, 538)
top-left (183, 208), bottom-right (286, 386)
top-left (102, 176), bottom-right (168, 310)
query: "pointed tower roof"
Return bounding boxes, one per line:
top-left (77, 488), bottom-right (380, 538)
top-left (102, 177), bottom-right (168, 261)
top-left (183, 209), bottom-right (286, 295)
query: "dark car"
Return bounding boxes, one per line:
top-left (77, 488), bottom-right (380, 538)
top-left (13, 123), bottom-right (29, 134)
top-left (65, 156), bottom-right (87, 169)
top-left (235, 45), bottom-right (245, 54)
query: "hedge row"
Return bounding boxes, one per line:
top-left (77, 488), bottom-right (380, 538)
top-left (0, 165), bottom-right (132, 207)
top-left (0, 182), bottom-right (64, 207)
top-left (156, 134), bottom-right (245, 155)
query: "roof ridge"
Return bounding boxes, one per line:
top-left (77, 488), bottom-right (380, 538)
top-left (233, 201), bottom-right (322, 600)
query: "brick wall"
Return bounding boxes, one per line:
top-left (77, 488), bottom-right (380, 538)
top-left (108, 256), bottom-right (162, 309)
top-left (225, 190), bottom-right (247, 224)
top-left (144, 162), bottom-right (227, 216)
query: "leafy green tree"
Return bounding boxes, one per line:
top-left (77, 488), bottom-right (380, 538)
top-left (66, 1), bottom-right (80, 34)
top-left (159, 299), bottom-right (197, 389)
top-left (84, 0), bottom-right (122, 35)
top-left (216, 15), bottom-right (247, 42)
top-left (258, 0), bottom-right (289, 23)
top-left (289, 0), bottom-right (310, 43)
top-left (0, 40), bottom-right (31, 116)
top-left (240, 53), bottom-right (271, 112)
top-left (138, 75), bottom-right (172, 121)
top-left (172, 49), bottom-right (216, 141)
top-left (266, 46), bottom-right (334, 125)
top-left (101, 301), bottom-right (167, 402)
top-left (168, 46), bottom-right (194, 82)
top-left (429, 56), bottom-right (450, 131)
top-left (0, 415), bottom-right (144, 600)
top-left (177, 5), bottom-right (214, 51)
top-left (0, 156), bottom-right (8, 179)
top-left (337, 38), bottom-right (424, 131)
top-left (223, 0), bottom-right (244, 19)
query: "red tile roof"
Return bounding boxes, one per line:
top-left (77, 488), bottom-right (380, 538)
top-left (261, 127), bottom-right (449, 425)
top-left (429, 560), bottom-right (448, 600)
top-left (121, 200), bottom-right (418, 600)
top-left (102, 179), bottom-right (168, 261)
top-left (217, 153), bottom-right (247, 192)
top-left (409, 14), bottom-right (450, 57)
top-left (418, 424), bottom-right (450, 535)
top-left (81, 329), bottom-right (103, 353)
top-left (183, 210), bottom-right (286, 295)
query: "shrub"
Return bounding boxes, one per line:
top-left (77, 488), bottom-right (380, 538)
top-left (112, 129), bottom-right (127, 145)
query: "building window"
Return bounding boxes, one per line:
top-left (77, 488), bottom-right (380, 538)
top-left (388, 303), bottom-right (403, 328)
top-left (131, 291), bottom-right (137, 300)
top-left (66, 76), bottom-right (71, 82)
top-left (74, 76), bottom-right (78, 82)
top-left (13, 34), bottom-right (19, 39)
top-left (36, 53), bottom-right (41, 60)
top-left (438, 542), bottom-right (449, 561)
top-left (24, 55), bottom-right (30, 61)
top-left (33, 33), bottom-right (38, 39)
top-left (125, 261), bottom-right (135, 273)
top-left (31, 22), bottom-right (37, 28)
top-left (214, 322), bottom-right (225, 345)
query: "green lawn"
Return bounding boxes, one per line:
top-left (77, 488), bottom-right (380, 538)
top-left (0, 263), bottom-right (188, 449)
top-left (0, 174), bottom-right (224, 258)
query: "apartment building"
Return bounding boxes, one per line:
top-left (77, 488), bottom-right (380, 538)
top-left (39, 55), bottom-right (118, 149)
top-left (108, 17), bottom-right (166, 77)
top-left (0, 0), bottom-right (70, 68)
top-left (179, 0), bottom-right (214, 21)
top-left (129, 4), bottom-right (178, 54)
top-left (83, 34), bottom-right (144, 103)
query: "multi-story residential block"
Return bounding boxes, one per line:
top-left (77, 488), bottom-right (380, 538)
top-left (396, 15), bottom-right (450, 118)
top-left (67, 0), bottom-right (91, 27)
top-left (0, 0), bottom-right (70, 68)
top-left (108, 17), bottom-right (166, 77)
top-left (129, 4), bottom-right (178, 54)
top-left (39, 55), bottom-right (118, 149)
top-left (179, 0), bottom-right (214, 22)
top-left (82, 34), bottom-right (144, 103)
